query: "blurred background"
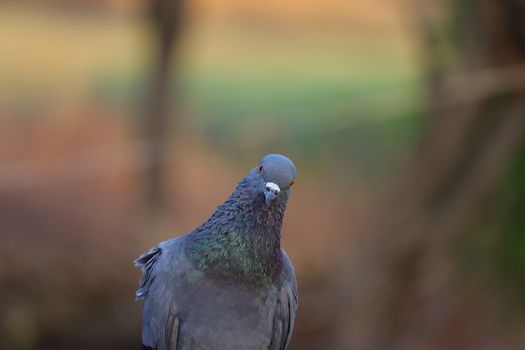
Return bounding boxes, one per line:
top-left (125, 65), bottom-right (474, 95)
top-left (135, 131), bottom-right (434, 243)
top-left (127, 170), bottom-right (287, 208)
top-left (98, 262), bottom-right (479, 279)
top-left (1, 0), bottom-right (525, 349)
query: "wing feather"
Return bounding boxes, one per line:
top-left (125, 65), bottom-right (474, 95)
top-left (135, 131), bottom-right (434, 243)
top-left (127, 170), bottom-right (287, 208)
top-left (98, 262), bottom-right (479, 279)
top-left (135, 246), bottom-right (162, 300)
top-left (270, 250), bottom-right (298, 350)
top-left (135, 243), bottom-right (180, 350)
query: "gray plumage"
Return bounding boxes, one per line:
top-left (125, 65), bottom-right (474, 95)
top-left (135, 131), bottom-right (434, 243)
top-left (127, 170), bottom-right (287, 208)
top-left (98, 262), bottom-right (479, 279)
top-left (135, 154), bottom-right (298, 350)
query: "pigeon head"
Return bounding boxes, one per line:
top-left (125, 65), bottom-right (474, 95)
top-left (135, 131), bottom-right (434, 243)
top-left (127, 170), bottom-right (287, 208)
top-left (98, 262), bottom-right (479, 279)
top-left (255, 154), bottom-right (296, 205)
top-left (189, 153), bottom-right (296, 284)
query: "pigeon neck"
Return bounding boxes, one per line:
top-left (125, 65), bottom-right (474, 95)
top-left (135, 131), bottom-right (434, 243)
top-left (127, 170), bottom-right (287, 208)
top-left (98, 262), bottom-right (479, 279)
top-left (188, 174), bottom-right (288, 285)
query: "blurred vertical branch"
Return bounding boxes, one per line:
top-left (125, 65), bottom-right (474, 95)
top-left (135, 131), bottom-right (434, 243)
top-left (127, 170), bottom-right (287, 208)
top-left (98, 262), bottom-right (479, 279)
top-left (143, 0), bottom-right (185, 211)
top-left (329, 1), bottom-right (525, 349)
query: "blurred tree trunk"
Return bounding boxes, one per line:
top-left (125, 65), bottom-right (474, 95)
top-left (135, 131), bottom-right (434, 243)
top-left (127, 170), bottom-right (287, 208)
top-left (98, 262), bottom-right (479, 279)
top-left (143, 0), bottom-right (185, 211)
top-left (329, 1), bottom-right (525, 350)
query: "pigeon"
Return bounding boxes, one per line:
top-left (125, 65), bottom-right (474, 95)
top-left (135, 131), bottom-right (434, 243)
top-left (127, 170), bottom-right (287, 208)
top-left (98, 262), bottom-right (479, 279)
top-left (135, 154), bottom-right (298, 350)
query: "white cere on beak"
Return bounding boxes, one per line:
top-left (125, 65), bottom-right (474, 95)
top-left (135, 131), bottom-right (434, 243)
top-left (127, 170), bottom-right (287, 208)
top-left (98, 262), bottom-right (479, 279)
top-left (264, 182), bottom-right (281, 204)
top-left (265, 182), bottom-right (280, 194)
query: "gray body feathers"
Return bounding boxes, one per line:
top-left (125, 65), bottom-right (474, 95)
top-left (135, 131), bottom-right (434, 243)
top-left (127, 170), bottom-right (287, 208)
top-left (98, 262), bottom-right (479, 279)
top-left (135, 237), bottom-right (297, 350)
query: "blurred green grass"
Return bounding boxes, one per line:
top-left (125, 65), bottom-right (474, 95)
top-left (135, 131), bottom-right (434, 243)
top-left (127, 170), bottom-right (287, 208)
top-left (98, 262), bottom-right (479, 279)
top-left (0, 5), bottom-right (424, 172)
top-left (460, 146), bottom-right (525, 302)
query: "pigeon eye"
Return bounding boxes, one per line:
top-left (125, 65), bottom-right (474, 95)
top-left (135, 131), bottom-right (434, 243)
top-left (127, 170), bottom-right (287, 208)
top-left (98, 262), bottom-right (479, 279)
top-left (258, 165), bottom-right (263, 173)
top-left (289, 180), bottom-right (295, 187)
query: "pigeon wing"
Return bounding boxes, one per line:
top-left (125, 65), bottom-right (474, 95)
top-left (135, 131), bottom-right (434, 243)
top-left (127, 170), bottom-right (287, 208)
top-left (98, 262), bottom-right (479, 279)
top-left (135, 242), bottom-right (180, 350)
top-left (269, 250), bottom-right (298, 350)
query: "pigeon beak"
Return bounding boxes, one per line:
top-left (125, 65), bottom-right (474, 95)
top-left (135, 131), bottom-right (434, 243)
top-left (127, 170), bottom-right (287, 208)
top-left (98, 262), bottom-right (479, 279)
top-left (264, 182), bottom-right (280, 204)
